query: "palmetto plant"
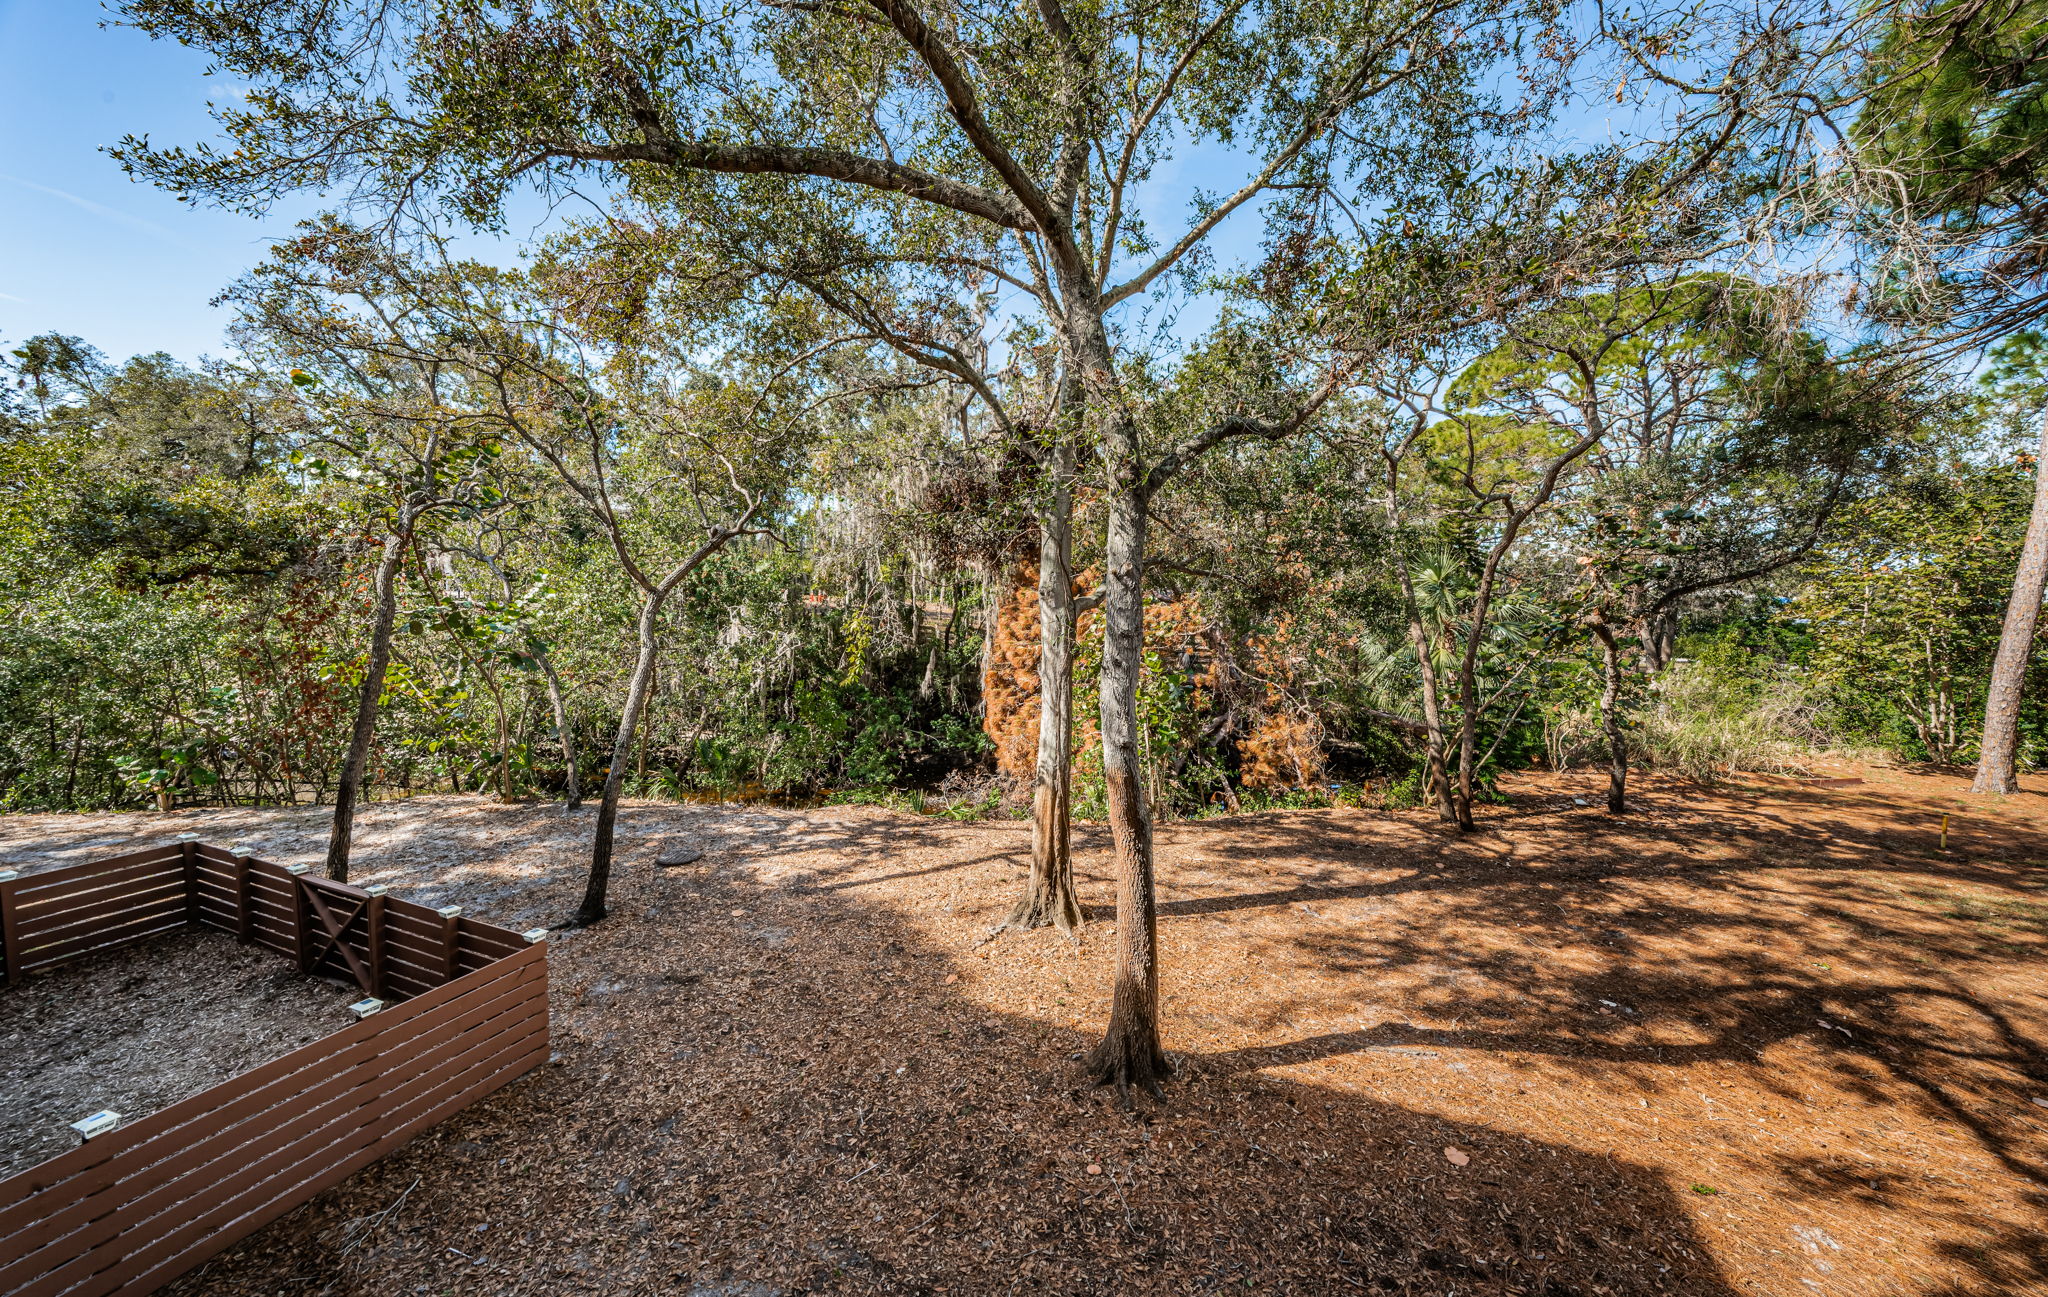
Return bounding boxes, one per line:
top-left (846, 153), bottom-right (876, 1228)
top-left (1357, 547), bottom-right (1549, 769)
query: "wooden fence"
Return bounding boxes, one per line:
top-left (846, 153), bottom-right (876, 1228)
top-left (0, 843), bottom-right (528, 995)
top-left (0, 843), bottom-right (550, 1297)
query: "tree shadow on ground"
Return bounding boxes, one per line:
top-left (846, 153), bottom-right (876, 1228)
top-left (1140, 771), bottom-right (2048, 1296)
top-left (136, 856), bottom-right (1742, 1297)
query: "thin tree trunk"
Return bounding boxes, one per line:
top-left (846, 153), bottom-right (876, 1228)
top-left (326, 525), bottom-right (411, 883)
top-left (1394, 564), bottom-right (1456, 822)
top-left (538, 655), bottom-right (581, 807)
top-left (636, 660), bottom-right (657, 786)
top-left (488, 559), bottom-right (581, 808)
top-left (1000, 440), bottom-right (1082, 936)
top-left (1452, 659), bottom-right (1483, 831)
top-left (574, 592), bottom-right (666, 925)
top-left (1973, 407), bottom-right (2048, 794)
top-left (1085, 424), bottom-right (1171, 1098)
top-left (559, 505), bottom-right (751, 928)
top-left (475, 662), bottom-right (512, 801)
top-left (1591, 620), bottom-right (1627, 813)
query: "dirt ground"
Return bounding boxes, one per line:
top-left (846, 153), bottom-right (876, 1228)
top-left (0, 930), bottom-right (359, 1177)
top-left (0, 762), bottom-right (2043, 1296)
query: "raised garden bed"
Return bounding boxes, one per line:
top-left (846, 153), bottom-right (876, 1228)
top-left (0, 843), bottom-right (549, 1297)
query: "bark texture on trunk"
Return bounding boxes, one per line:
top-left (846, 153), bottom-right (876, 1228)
top-left (325, 527), bottom-right (410, 883)
top-left (1592, 621), bottom-right (1627, 814)
top-left (538, 656), bottom-right (582, 808)
top-left (575, 592), bottom-right (666, 925)
top-left (1000, 443), bottom-right (1082, 936)
top-left (1085, 447), bottom-right (1171, 1098)
top-left (1973, 409), bottom-right (2048, 795)
top-left (1394, 563), bottom-right (1457, 823)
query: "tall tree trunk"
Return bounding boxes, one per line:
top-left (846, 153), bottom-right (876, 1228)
top-left (574, 593), bottom-right (666, 925)
top-left (1086, 423), bottom-right (1171, 1098)
top-left (1973, 408), bottom-right (2048, 794)
top-left (1451, 656), bottom-right (1483, 831)
top-left (538, 655), bottom-right (581, 808)
top-left (636, 660), bottom-right (657, 786)
top-left (476, 663), bottom-right (511, 801)
top-left (1591, 620), bottom-right (1627, 813)
top-left (1000, 441), bottom-right (1083, 936)
top-left (326, 525), bottom-right (410, 883)
top-left (1394, 565), bottom-right (1457, 823)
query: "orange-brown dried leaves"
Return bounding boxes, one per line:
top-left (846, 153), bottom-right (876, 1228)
top-left (981, 559), bottom-right (1040, 783)
top-left (1238, 618), bottom-right (1325, 791)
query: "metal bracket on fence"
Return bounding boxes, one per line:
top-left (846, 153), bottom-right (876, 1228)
top-left (70, 1111), bottom-right (122, 1141)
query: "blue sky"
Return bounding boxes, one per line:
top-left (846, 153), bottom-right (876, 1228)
top-left (0, 2), bottom-right (1258, 368)
top-left (0, 2), bottom-right (316, 362)
top-left (0, 2), bottom-right (1596, 370)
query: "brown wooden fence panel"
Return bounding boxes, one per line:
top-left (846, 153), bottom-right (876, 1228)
top-left (0, 938), bottom-right (547, 1297)
top-left (2, 843), bottom-right (525, 998)
top-left (0, 849), bottom-right (190, 981)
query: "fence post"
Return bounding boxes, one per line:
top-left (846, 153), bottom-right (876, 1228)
top-left (365, 887), bottom-right (387, 999)
top-left (286, 865), bottom-right (312, 973)
top-left (181, 842), bottom-right (201, 930)
top-left (0, 870), bottom-right (20, 987)
top-left (437, 905), bottom-right (462, 985)
top-left (235, 856), bottom-right (253, 944)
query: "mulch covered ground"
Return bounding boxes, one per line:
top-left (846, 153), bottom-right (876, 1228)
top-left (0, 762), bottom-right (2043, 1296)
top-left (0, 930), bottom-right (358, 1178)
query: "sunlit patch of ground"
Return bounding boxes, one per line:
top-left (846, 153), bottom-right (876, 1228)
top-left (2, 762), bottom-right (2043, 1295)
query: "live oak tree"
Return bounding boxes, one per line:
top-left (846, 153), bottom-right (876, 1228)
top-left (228, 287), bottom-right (507, 882)
top-left (228, 226), bottom-right (836, 922)
top-left (130, 0), bottom-right (1796, 1091)
top-left (1445, 274), bottom-right (1922, 813)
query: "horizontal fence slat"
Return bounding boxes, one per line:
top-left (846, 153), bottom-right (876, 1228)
top-left (190, 874), bottom-right (294, 911)
top-left (188, 844), bottom-right (243, 869)
top-left (3, 846), bottom-right (183, 890)
top-left (0, 972), bottom-right (548, 1287)
top-left (0, 943), bottom-right (543, 1225)
top-left (456, 919), bottom-right (527, 959)
top-left (385, 893), bottom-right (450, 926)
top-left (9, 991), bottom-right (548, 1297)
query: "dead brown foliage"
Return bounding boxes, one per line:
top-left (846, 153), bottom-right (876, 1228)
top-left (982, 558), bottom-right (1040, 787)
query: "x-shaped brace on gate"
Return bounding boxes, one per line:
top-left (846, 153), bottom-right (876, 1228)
top-left (297, 878), bottom-right (376, 996)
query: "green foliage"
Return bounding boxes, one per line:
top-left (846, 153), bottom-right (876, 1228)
top-left (1794, 459), bottom-right (2038, 764)
top-left (1856, 0), bottom-right (2048, 318)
